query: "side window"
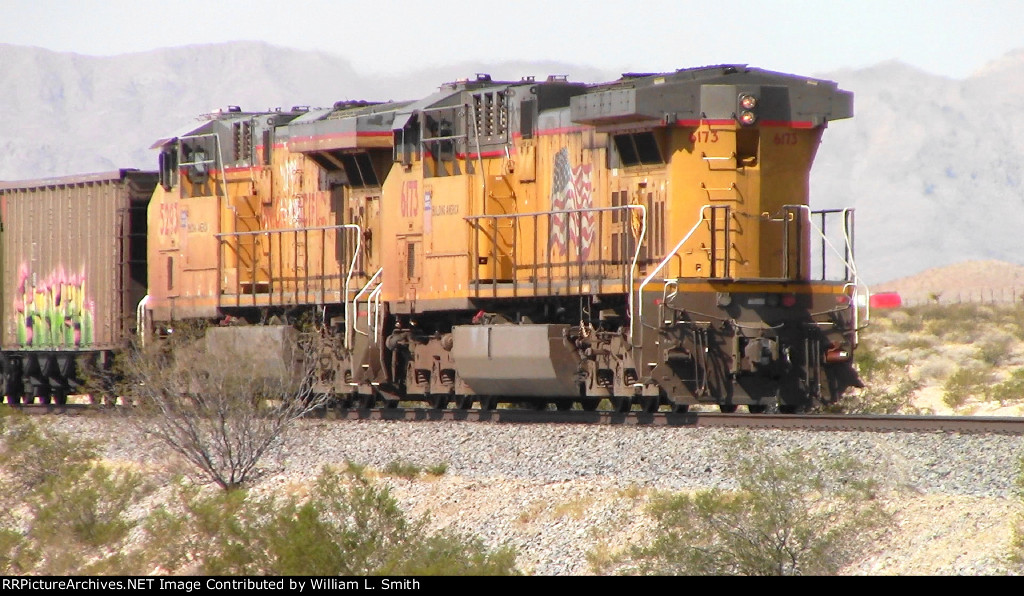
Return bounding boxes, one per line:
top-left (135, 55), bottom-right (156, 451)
top-left (422, 108), bottom-right (461, 178)
top-left (612, 132), bottom-right (664, 167)
top-left (158, 149), bottom-right (178, 191)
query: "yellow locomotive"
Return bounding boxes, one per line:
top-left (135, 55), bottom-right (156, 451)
top-left (145, 65), bottom-right (863, 412)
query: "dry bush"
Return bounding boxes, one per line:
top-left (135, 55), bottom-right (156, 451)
top-left (0, 411), bottom-right (152, 575)
top-left (142, 466), bottom-right (518, 575)
top-left (118, 323), bottom-right (330, 490)
top-left (595, 436), bottom-right (889, 575)
top-left (942, 366), bottom-right (993, 409)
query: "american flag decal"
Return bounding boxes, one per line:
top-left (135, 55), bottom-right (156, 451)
top-left (548, 148), bottom-right (595, 259)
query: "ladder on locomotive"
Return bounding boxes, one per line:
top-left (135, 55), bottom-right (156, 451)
top-left (234, 193), bottom-right (271, 294)
top-left (708, 205), bottom-right (732, 279)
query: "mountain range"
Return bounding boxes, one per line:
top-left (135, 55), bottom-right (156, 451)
top-left (3, 41), bottom-right (1023, 284)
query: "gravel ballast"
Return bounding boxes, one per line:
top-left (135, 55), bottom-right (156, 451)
top-left (45, 415), bottom-right (1024, 575)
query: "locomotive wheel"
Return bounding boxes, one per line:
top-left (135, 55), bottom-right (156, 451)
top-left (719, 404), bottom-right (738, 413)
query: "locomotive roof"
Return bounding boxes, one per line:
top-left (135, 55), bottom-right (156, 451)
top-left (150, 108), bottom-right (309, 149)
top-left (571, 64), bottom-right (853, 128)
top-left (285, 100), bottom-right (417, 153)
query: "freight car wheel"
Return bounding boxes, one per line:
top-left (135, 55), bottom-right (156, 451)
top-left (478, 396), bottom-right (497, 411)
top-left (612, 397), bottom-right (632, 413)
top-left (429, 393), bottom-right (449, 410)
top-left (358, 394), bottom-right (375, 410)
top-left (671, 403), bottom-right (690, 413)
top-left (748, 405), bottom-right (767, 414)
top-left (4, 378), bottom-right (22, 406)
top-left (719, 404), bottom-right (738, 413)
top-left (581, 400), bottom-right (599, 412)
top-left (455, 395), bottom-right (474, 410)
top-left (53, 391), bottom-right (68, 406)
top-left (640, 396), bottom-right (659, 413)
top-left (555, 400), bottom-right (572, 411)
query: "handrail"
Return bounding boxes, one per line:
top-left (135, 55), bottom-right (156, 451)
top-left (786, 205), bottom-right (869, 338)
top-left (350, 267), bottom-right (383, 349)
top-left (369, 283), bottom-right (384, 341)
top-left (636, 205), bottom-right (712, 348)
top-left (463, 203), bottom-right (647, 312)
top-left (215, 223), bottom-right (362, 337)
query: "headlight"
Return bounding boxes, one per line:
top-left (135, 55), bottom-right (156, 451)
top-left (739, 94), bottom-right (758, 110)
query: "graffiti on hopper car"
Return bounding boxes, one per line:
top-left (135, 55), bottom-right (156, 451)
top-left (13, 263), bottom-right (95, 348)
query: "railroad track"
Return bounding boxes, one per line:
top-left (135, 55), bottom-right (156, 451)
top-left (10, 403), bottom-right (1024, 435)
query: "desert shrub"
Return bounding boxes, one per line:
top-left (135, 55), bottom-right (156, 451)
top-left (978, 332), bottom-right (1017, 367)
top-left (115, 323), bottom-right (331, 490)
top-left (1009, 456), bottom-right (1024, 570)
top-left (828, 343), bottom-right (921, 414)
top-left (917, 356), bottom-right (954, 381)
top-left (384, 460), bottom-right (424, 479)
top-left (888, 309), bottom-right (925, 334)
top-left (0, 413), bottom-right (152, 575)
top-left (942, 366), bottom-right (993, 409)
top-left (383, 460), bottom-right (449, 479)
top-left (426, 462), bottom-right (449, 477)
top-left (990, 368), bottom-right (1024, 405)
top-left (142, 466), bottom-right (517, 576)
top-left (895, 335), bottom-right (937, 352)
top-left (596, 437), bottom-right (889, 576)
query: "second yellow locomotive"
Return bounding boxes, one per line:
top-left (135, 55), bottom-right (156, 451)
top-left (145, 64), bottom-right (863, 412)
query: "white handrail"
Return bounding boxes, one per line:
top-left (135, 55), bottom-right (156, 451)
top-left (789, 205), bottom-right (870, 337)
top-left (346, 264), bottom-right (381, 350)
top-left (635, 205), bottom-right (712, 348)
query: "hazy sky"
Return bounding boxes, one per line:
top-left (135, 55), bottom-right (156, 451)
top-left (2, 0), bottom-right (1021, 79)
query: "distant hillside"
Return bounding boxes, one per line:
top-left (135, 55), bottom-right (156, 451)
top-left (3, 42), bottom-right (1024, 284)
top-left (0, 42), bottom-right (615, 183)
top-left (874, 260), bottom-right (1024, 305)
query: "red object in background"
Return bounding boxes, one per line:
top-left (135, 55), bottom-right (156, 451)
top-left (870, 292), bottom-right (902, 309)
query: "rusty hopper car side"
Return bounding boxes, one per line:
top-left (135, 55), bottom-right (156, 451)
top-left (0, 170), bottom-right (157, 404)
